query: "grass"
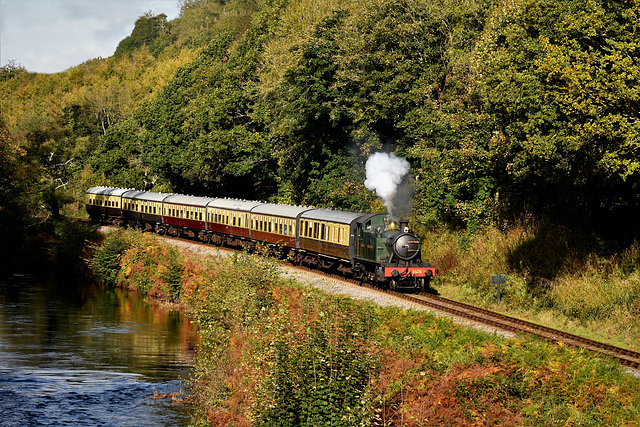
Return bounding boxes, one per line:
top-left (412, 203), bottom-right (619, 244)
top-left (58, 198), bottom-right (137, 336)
top-left (87, 228), bottom-right (640, 426)
top-left (421, 223), bottom-right (640, 352)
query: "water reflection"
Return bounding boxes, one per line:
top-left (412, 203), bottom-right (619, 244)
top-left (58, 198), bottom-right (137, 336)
top-left (0, 273), bottom-right (198, 426)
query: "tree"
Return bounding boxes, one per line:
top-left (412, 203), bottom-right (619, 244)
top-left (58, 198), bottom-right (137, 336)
top-left (115, 13), bottom-right (175, 58)
top-left (335, 0), bottom-right (496, 226)
top-left (476, 0), bottom-right (640, 237)
top-left (266, 10), bottom-right (359, 205)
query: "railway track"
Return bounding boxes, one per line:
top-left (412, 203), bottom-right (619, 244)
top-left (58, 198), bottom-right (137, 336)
top-left (342, 275), bottom-right (640, 370)
top-left (93, 223), bottom-right (640, 370)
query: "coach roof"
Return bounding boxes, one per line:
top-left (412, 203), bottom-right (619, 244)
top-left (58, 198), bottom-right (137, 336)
top-left (164, 194), bottom-right (216, 208)
top-left (122, 190), bottom-right (170, 202)
top-left (300, 208), bottom-right (368, 225)
top-left (86, 186), bottom-right (130, 197)
top-left (250, 203), bottom-right (312, 219)
top-left (208, 198), bottom-right (264, 212)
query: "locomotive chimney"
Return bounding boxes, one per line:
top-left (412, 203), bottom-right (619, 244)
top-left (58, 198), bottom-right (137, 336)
top-left (399, 220), bottom-right (409, 233)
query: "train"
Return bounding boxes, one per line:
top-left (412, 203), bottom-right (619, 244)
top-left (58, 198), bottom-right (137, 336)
top-left (85, 186), bottom-right (435, 291)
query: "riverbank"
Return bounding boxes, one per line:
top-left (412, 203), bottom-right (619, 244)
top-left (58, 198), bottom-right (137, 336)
top-left (89, 229), bottom-right (640, 426)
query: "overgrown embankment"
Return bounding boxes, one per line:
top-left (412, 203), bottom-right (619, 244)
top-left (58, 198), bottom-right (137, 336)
top-left (421, 221), bottom-right (640, 352)
top-left (88, 229), bottom-right (640, 426)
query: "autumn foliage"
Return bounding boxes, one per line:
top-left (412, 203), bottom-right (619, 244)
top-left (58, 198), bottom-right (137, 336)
top-left (89, 229), bottom-right (640, 425)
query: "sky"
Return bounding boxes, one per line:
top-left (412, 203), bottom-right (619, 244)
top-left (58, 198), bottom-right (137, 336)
top-left (0, 0), bottom-right (182, 74)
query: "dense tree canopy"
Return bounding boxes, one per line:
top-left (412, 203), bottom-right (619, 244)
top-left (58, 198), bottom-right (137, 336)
top-left (2, 0), bottom-right (640, 240)
top-left (476, 0), bottom-right (640, 235)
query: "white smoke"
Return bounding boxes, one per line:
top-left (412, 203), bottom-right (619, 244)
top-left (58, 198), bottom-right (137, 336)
top-left (364, 152), bottom-right (411, 219)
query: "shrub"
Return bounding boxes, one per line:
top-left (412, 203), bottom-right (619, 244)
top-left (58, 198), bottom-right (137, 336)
top-left (87, 230), bottom-right (132, 286)
top-left (252, 296), bottom-right (378, 427)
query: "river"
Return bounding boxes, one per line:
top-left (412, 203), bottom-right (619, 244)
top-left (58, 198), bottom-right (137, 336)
top-left (0, 272), bottom-right (198, 426)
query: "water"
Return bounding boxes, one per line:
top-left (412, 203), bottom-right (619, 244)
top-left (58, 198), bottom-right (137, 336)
top-left (0, 273), bottom-right (198, 426)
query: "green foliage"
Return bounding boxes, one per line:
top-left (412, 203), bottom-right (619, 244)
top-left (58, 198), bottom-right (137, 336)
top-left (46, 218), bottom-right (99, 273)
top-left (4, 0), bottom-right (640, 281)
top-left (91, 119), bottom-right (149, 189)
top-left (138, 25), bottom-right (279, 197)
top-left (159, 247), bottom-right (185, 302)
top-left (87, 231), bottom-right (132, 287)
top-left (253, 297), bottom-right (377, 426)
top-left (115, 13), bottom-right (175, 58)
top-left (0, 120), bottom-right (31, 263)
top-left (476, 0), bottom-right (640, 235)
top-left (266, 9), bottom-right (354, 204)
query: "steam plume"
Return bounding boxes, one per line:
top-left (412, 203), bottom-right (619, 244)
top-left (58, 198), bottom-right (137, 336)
top-left (364, 152), bottom-right (411, 219)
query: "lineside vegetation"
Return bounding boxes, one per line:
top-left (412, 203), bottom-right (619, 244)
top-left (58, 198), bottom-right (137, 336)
top-left (89, 229), bottom-right (640, 426)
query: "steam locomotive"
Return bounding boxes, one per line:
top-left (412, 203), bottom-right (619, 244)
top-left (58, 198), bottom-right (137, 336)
top-left (86, 186), bottom-right (435, 291)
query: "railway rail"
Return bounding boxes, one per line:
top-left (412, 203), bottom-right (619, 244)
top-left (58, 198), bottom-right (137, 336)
top-left (94, 223), bottom-right (640, 371)
top-left (300, 266), bottom-right (640, 371)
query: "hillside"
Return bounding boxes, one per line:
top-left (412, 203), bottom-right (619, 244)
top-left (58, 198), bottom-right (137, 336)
top-left (1, 0), bottom-right (640, 266)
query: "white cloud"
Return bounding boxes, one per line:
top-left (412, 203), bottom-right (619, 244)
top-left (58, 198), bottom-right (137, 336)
top-left (0, 0), bottom-right (181, 73)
